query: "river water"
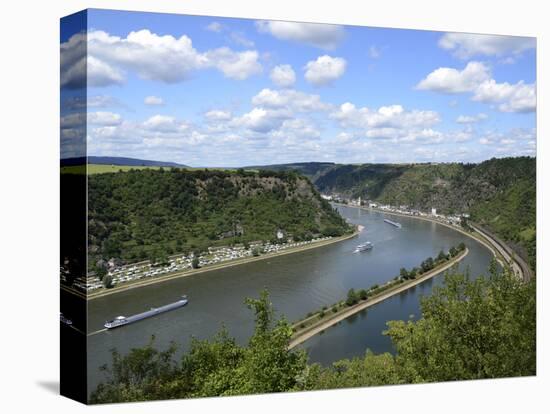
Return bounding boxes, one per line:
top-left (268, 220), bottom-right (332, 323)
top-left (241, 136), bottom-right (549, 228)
top-left (81, 205), bottom-right (493, 395)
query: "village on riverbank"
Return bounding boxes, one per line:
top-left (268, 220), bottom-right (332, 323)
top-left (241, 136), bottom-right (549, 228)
top-left (322, 193), bottom-right (471, 228)
top-left (61, 233), bottom-right (356, 297)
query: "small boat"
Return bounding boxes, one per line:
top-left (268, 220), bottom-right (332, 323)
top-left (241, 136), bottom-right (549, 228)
top-left (104, 295), bottom-right (188, 329)
top-left (354, 241), bottom-right (373, 253)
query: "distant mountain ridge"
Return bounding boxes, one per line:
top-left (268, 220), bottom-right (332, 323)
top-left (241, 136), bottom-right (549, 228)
top-left (61, 156), bottom-right (188, 168)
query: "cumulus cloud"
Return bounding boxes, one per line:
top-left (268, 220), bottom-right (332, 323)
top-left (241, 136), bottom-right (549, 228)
top-left (205, 109), bottom-right (232, 122)
top-left (416, 61), bottom-right (491, 93)
top-left (332, 103), bottom-right (440, 130)
top-left (88, 111), bottom-right (122, 126)
top-left (204, 47), bottom-right (262, 80)
top-left (142, 115), bottom-right (189, 133)
top-left (256, 20), bottom-right (345, 50)
top-left (472, 79), bottom-right (536, 113)
top-left (270, 64), bottom-right (296, 87)
top-left (439, 33), bottom-right (536, 59)
top-left (456, 113), bottom-right (488, 123)
top-left (231, 107), bottom-right (290, 133)
top-left (60, 29), bottom-right (262, 88)
top-left (417, 61), bottom-right (536, 113)
top-left (144, 96), bottom-right (164, 105)
top-left (304, 55), bottom-right (347, 86)
top-left (330, 102), bottom-right (443, 144)
top-left (252, 88), bottom-right (330, 112)
top-left (477, 128), bottom-right (536, 153)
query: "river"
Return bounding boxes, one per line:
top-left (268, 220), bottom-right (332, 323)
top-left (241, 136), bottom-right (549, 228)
top-left (81, 205), bottom-right (493, 395)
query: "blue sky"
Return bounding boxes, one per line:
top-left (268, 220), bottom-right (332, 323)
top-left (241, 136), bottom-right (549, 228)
top-left (60, 9), bottom-right (536, 166)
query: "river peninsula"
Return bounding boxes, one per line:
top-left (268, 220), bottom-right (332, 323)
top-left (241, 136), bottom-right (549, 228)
top-left (289, 247), bottom-right (469, 349)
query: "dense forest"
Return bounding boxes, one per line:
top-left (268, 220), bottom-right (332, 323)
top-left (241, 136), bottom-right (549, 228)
top-left (85, 168), bottom-right (351, 267)
top-left (90, 263), bottom-right (535, 403)
top-left (258, 157), bottom-right (536, 270)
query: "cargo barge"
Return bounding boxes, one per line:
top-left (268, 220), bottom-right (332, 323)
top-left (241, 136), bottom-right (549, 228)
top-left (104, 295), bottom-right (188, 329)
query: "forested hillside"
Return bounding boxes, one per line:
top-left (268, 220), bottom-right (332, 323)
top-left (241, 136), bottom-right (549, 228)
top-left (85, 168), bottom-right (351, 266)
top-left (260, 157), bottom-right (536, 269)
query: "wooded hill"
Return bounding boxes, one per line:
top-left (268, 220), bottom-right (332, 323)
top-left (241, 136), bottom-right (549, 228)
top-left (86, 168), bottom-right (351, 266)
top-left (257, 157), bottom-right (536, 270)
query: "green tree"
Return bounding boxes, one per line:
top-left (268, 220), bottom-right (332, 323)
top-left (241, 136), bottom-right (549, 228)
top-left (103, 274), bottom-right (113, 289)
top-left (191, 257), bottom-right (200, 269)
top-left (436, 250), bottom-right (448, 262)
top-left (346, 288), bottom-right (358, 306)
top-left (385, 266), bottom-right (536, 383)
top-left (421, 257), bottom-right (434, 272)
top-left (399, 267), bottom-right (409, 280)
top-left (95, 266), bottom-right (107, 281)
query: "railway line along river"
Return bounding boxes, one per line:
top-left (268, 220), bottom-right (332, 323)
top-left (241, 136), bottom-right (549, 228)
top-left (80, 204), bottom-right (494, 396)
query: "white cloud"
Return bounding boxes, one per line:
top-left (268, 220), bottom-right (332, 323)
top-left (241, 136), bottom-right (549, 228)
top-left (479, 137), bottom-right (491, 145)
top-left (418, 61), bottom-right (536, 113)
top-left (472, 79), bottom-right (536, 113)
top-left (142, 115), bottom-right (189, 133)
top-left (61, 29), bottom-right (262, 88)
top-left (332, 103), bottom-right (440, 130)
top-left (331, 102), bottom-right (443, 144)
top-left (252, 88), bottom-right (330, 112)
top-left (205, 109), bottom-right (232, 121)
top-left (456, 113), bottom-right (488, 123)
top-left (304, 55), bottom-right (347, 86)
top-left (206, 22), bottom-right (223, 33)
top-left (87, 56), bottom-right (125, 87)
top-left (272, 118), bottom-right (322, 140)
top-left (231, 108), bottom-right (289, 133)
top-left (88, 111), bottom-right (122, 126)
top-left (144, 96), bottom-right (164, 105)
top-left (88, 95), bottom-right (117, 108)
top-left (204, 47), bottom-right (262, 80)
top-left (477, 128), bottom-right (536, 152)
top-left (270, 64), bottom-right (296, 87)
top-left (416, 61), bottom-right (491, 93)
top-left (439, 33), bottom-right (535, 59)
top-left (256, 20), bottom-right (345, 50)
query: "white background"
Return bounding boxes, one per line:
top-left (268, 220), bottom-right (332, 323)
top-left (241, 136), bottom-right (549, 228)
top-left (0, 0), bottom-right (547, 412)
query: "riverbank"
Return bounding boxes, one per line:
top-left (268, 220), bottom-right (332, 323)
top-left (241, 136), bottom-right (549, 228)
top-left (368, 207), bottom-right (527, 281)
top-left (78, 230), bottom-right (359, 300)
top-left (288, 247), bottom-right (469, 350)
top-left (335, 203), bottom-right (521, 279)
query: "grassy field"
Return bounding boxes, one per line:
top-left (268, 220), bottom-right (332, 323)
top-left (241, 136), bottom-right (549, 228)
top-left (61, 164), bottom-right (250, 175)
